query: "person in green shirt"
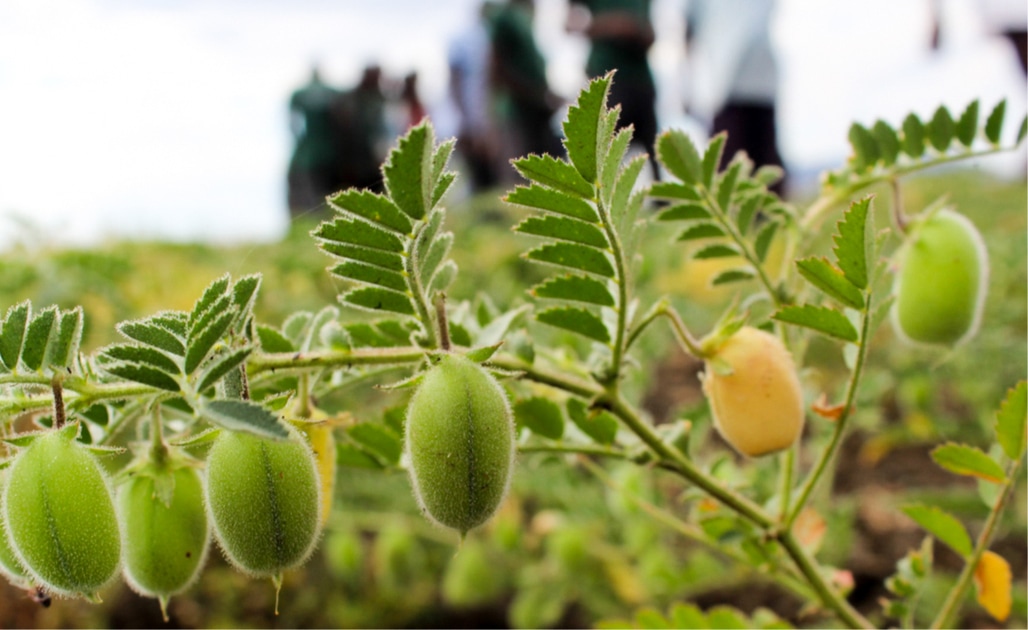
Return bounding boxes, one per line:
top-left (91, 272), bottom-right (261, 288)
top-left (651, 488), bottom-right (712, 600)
top-left (490, 0), bottom-right (562, 177)
top-left (287, 65), bottom-right (343, 217)
top-left (568, 0), bottom-right (659, 180)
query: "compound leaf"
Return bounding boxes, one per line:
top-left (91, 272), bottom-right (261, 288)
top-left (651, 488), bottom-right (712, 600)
top-left (902, 113), bottom-right (926, 158)
top-left (563, 73), bottom-right (609, 184)
top-left (332, 261), bottom-right (409, 293)
top-left (327, 189), bottom-right (412, 234)
top-left (102, 363), bottom-right (181, 393)
top-left (848, 122), bottom-right (879, 170)
top-left (693, 243), bottom-right (740, 260)
top-left (515, 215), bottom-right (608, 248)
top-left (657, 128), bottom-right (703, 185)
top-left (99, 344), bottom-right (180, 376)
top-left (985, 99), bottom-right (1006, 145)
top-left (928, 105), bottom-right (955, 152)
top-left (712, 268), bottom-right (756, 286)
top-left (117, 316), bottom-right (186, 356)
top-left (873, 120), bottom-right (901, 166)
top-left (702, 132), bottom-right (727, 188)
top-left (196, 347), bottom-right (253, 394)
top-left (383, 122), bottom-right (432, 221)
top-left (833, 197), bottom-right (871, 290)
top-left (342, 287), bottom-right (415, 316)
top-left (313, 217), bottom-right (405, 253)
top-left (21, 306), bottom-right (57, 372)
top-left (185, 310), bottom-right (235, 375)
top-left (956, 100), bottom-right (979, 146)
top-left (45, 307), bottom-right (83, 370)
top-left (0, 301), bottom-right (29, 371)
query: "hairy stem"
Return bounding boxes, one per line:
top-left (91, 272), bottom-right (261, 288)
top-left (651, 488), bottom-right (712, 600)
top-left (930, 455), bottom-right (1025, 629)
top-left (787, 299), bottom-right (872, 528)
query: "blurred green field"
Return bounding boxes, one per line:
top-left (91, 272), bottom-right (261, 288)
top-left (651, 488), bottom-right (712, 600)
top-left (0, 168), bottom-right (1024, 629)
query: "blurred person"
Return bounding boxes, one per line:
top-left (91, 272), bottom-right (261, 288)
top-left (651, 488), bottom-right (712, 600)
top-left (287, 64), bottom-right (343, 217)
top-left (567, 0), bottom-right (659, 180)
top-left (400, 72), bottom-right (427, 128)
top-left (448, 1), bottom-right (501, 190)
top-left (686, 0), bottom-right (786, 196)
top-left (490, 0), bottom-right (563, 180)
top-left (331, 64), bottom-right (388, 193)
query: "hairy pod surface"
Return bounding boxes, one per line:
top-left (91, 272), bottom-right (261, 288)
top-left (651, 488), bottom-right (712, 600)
top-left (405, 354), bottom-right (515, 535)
top-left (205, 428), bottom-right (321, 577)
top-left (0, 472), bottom-right (30, 589)
top-left (701, 326), bottom-right (805, 457)
top-left (118, 466), bottom-right (209, 606)
top-left (892, 208), bottom-right (988, 346)
top-left (1, 429), bottom-right (120, 599)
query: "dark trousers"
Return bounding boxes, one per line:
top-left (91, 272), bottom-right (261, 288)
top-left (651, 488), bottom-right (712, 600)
top-left (712, 102), bottom-right (785, 196)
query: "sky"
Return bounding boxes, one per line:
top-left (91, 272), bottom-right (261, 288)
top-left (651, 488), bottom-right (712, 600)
top-left (0, 0), bottom-right (1024, 249)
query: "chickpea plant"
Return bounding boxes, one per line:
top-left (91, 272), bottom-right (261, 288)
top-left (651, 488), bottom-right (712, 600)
top-left (0, 74), bottom-right (1025, 628)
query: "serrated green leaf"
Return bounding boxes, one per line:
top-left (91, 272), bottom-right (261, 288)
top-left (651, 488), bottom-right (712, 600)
top-left (928, 105), bottom-right (955, 151)
top-left (901, 504), bottom-right (973, 557)
top-left (563, 74), bottom-right (609, 184)
top-left (256, 325), bottom-right (294, 353)
top-left (184, 310), bottom-right (235, 375)
top-left (513, 154), bottom-right (595, 199)
top-left (151, 312), bottom-right (188, 336)
top-left (985, 99), bottom-right (1006, 144)
top-left (331, 261), bottom-right (408, 292)
top-left (342, 287), bottom-right (415, 316)
top-left (600, 128), bottom-right (633, 201)
top-left (384, 122), bottom-right (432, 220)
top-left (716, 161), bottom-right (742, 210)
top-left (230, 274), bottom-right (261, 329)
top-left (196, 347), bottom-right (253, 393)
top-left (413, 208), bottom-right (444, 263)
top-left (190, 275), bottom-right (230, 329)
top-left (319, 241), bottom-right (405, 271)
top-left (736, 195), bottom-right (762, 234)
top-left (117, 318), bottom-right (186, 356)
top-left (833, 197), bottom-right (871, 289)
top-left (336, 442), bottom-right (384, 469)
top-left (567, 398), bottom-right (617, 444)
top-left (99, 344), bottom-right (180, 375)
top-left (514, 396), bottom-right (564, 439)
top-left (0, 301), bottom-right (29, 370)
top-left (649, 181), bottom-right (701, 201)
top-left (532, 275), bottom-right (615, 307)
top-left (21, 306), bottom-right (57, 372)
top-left (773, 304), bottom-right (859, 342)
top-left (314, 217), bottom-right (405, 253)
top-left (711, 269), bottom-right (756, 286)
top-left (202, 399), bottom-right (288, 440)
top-left (189, 293), bottom-right (233, 341)
top-left (676, 222), bottom-right (724, 241)
top-left (327, 189), bottom-right (413, 234)
top-left (955, 100), bottom-right (979, 146)
top-left (1018, 115), bottom-right (1027, 144)
top-left (526, 243), bottom-right (615, 278)
top-left (505, 185), bottom-right (600, 222)
top-left (702, 132), bottom-right (727, 188)
top-left (693, 243), bottom-right (740, 260)
top-left (610, 155), bottom-right (648, 233)
top-left (796, 257), bottom-right (864, 309)
top-left (103, 363), bottom-right (181, 392)
top-left (657, 129), bottom-right (703, 186)
top-left (419, 232), bottom-right (453, 285)
top-left (753, 219), bottom-right (778, 263)
top-left (848, 122), bottom-right (879, 170)
top-left (873, 120), bottom-right (901, 166)
top-left (431, 140), bottom-right (457, 207)
top-left (902, 113), bottom-right (926, 157)
top-left (996, 381), bottom-right (1027, 460)
top-left (537, 307), bottom-right (610, 343)
top-left (430, 260), bottom-right (458, 295)
top-left (931, 443), bottom-right (1006, 483)
top-left (348, 422), bottom-right (402, 465)
top-left (46, 307), bottom-right (83, 370)
top-left (657, 203), bottom-right (709, 222)
top-left (515, 215), bottom-right (608, 248)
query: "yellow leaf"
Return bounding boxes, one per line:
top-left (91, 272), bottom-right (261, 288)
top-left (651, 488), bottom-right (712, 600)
top-left (974, 550), bottom-right (1012, 622)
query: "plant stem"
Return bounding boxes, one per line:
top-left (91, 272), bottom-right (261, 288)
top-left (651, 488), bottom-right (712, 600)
top-left (518, 443), bottom-right (630, 459)
top-left (150, 403), bottom-right (168, 464)
top-left (434, 293), bottom-right (451, 352)
top-left (51, 375), bottom-right (66, 429)
top-left (779, 446), bottom-right (795, 522)
top-left (407, 219), bottom-right (439, 350)
top-left (930, 455), bottom-right (1025, 629)
top-left (701, 188), bottom-right (783, 307)
top-left (778, 531), bottom-right (873, 629)
top-left (579, 456), bottom-right (815, 602)
top-left (249, 347), bottom-right (425, 374)
top-left (625, 301), bottom-right (704, 357)
top-left (786, 301), bottom-right (872, 529)
top-left (598, 191), bottom-right (630, 381)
